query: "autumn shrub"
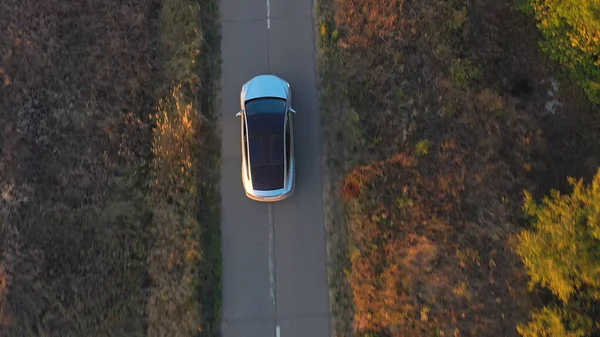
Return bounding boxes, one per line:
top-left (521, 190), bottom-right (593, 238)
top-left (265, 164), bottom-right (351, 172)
top-left (320, 0), bottom-right (600, 336)
top-left (415, 140), bottom-right (432, 156)
top-left (344, 142), bottom-right (531, 337)
top-left (515, 169), bottom-right (600, 336)
top-left (517, 305), bottom-right (596, 337)
top-left (521, 0), bottom-right (600, 104)
top-left (144, 0), bottom-right (221, 333)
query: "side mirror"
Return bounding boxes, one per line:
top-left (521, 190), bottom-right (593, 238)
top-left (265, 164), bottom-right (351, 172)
top-left (290, 108), bottom-right (297, 114)
top-left (236, 110), bottom-right (243, 117)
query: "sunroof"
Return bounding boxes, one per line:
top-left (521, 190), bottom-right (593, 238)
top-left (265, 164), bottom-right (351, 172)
top-left (247, 132), bottom-right (286, 190)
top-left (248, 134), bottom-right (285, 167)
top-left (247, 113), bottom-right (284, 135)
top-left (249, 135), bottom-right (265, 166)
top-left (270, 134), bottom-right (284, 165)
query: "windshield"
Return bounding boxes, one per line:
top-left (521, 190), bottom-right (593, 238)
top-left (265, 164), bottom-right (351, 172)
top-left (245, 97), bottom-right (286, 115)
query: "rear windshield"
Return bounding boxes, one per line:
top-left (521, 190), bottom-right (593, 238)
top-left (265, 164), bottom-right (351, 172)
top-left (245, 98), bottom-right (286, 115)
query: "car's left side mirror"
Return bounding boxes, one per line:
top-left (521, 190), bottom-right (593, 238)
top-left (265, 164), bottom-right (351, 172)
top-left (290, 108), bottom-right (297, 114)
top-left (236, 110), bottom-right (243, 117)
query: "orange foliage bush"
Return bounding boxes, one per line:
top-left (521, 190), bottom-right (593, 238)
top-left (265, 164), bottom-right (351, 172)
top-left (147, 84), bottom-right (204, 336)
top-left (344, 140), bottom-right (531, 336)
top-left (333, 0), bottom-right (407, 49)
top-left (342, 152), bottom-right (417, 200)
top-left (151, 84), bottom-right (199, 205)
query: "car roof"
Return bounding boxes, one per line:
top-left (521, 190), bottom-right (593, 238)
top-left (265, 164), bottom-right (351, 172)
top-left (248, 133), bottom-right (285, 190)
top-left (246, 111), bottom-right (284, 135)
top-left (243, 98), bottom-right (287, 190)
top-left (248, 134), bottom-right (284, 166)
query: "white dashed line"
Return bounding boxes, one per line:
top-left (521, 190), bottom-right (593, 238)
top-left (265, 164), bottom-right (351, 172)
top-left (268, 203), bottom-right (275, 308)
top-left (266, 0), bottom-right (271, 29)
top-left (276, 325), bottom-right (281, 337)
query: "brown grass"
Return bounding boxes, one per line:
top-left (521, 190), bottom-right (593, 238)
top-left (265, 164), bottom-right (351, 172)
top-left (343, 145), bottom-right (532, 336)
top-left (316, 0), bottom-right (600, 336)
top-left (0, 0), bottom-right (221, 335)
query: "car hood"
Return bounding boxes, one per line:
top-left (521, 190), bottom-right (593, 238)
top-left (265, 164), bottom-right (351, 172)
top-left (241, 75), bottom-right (288, 102)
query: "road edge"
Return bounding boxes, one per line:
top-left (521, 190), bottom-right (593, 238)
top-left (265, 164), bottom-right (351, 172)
top-left (313, 1), bottom-right (355, 337)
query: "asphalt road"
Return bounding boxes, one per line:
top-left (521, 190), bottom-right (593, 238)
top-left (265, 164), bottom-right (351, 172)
top-left (219, 0), bottom-right (331, 336)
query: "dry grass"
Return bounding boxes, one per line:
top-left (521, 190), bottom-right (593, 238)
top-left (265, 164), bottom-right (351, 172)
top-left (0, 0), bottom-right (221, 336)
top-left (316, 0), bottom-right (600, 336)
top-left (342, 146), bottom-right (532, 336)
top-left (147, 0), bottom-right (221, 335)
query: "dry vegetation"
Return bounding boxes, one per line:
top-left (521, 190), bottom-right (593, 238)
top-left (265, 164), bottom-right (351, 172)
top-left (315, 0), bottom-right (600, 336)
top-left (0, 0), bottom-right (221, 336)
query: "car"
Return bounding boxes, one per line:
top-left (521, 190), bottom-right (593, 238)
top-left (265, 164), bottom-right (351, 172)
top-left (236, 74), bottom-right (297, 202)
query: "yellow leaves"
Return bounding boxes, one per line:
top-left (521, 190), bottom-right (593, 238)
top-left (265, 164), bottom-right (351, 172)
top-left (320, 23), bottom-right (328, 37)
top-left (570, 36), bottom-right (580, 47)
top-left (517, 305), bottom-right (595, 337)
top-left (452, 281), bottom-right (472, 301)
top-left (151, 83), bottom-right (201, 206)
top-left (516, 169), bottom-right (600, 304)
top-left (185, 238), bottom-right (201, 263)
top-left (530, 0), bottom-right (600, 103)
top-left (420, 306), bottom-right (430, 322)
top-left (415, 139), bottom-right (432, 156)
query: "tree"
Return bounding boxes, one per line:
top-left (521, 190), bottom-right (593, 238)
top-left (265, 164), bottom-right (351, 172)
top-left (515, 168), bottom-right (600, 336)
top-left (517, 306), bottom-right (594, 337)
top-left (524, 0), bottom-right (600, 104)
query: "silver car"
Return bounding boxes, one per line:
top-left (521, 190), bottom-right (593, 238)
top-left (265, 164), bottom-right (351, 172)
top-left (236, 75), bottom-right (296, 202)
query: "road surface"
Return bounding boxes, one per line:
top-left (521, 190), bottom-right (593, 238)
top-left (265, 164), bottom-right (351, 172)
top-left (219, 0), bottom-right (331, 335)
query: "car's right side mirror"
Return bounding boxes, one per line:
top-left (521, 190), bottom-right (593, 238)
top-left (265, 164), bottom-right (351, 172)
top-left (290, 108), bottom-right (297, 114)
top-left (236, 110), bottom-right (243, 117)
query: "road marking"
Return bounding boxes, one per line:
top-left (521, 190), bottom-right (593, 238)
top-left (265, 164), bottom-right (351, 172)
top-left (276, 325), bottom-right (281, 337)
top-left (266, 0), bottom-right (271, 29)
top-left (268, 203), bottom-right (275, 308)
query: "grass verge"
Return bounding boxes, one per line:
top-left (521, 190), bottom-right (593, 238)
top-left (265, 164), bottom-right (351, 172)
top-left (315, 0), bottom-right (600, 336)
top-left (147, 0), bottom-right (221, 335)
top-left (0, 0), bottom-right (221, 335)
